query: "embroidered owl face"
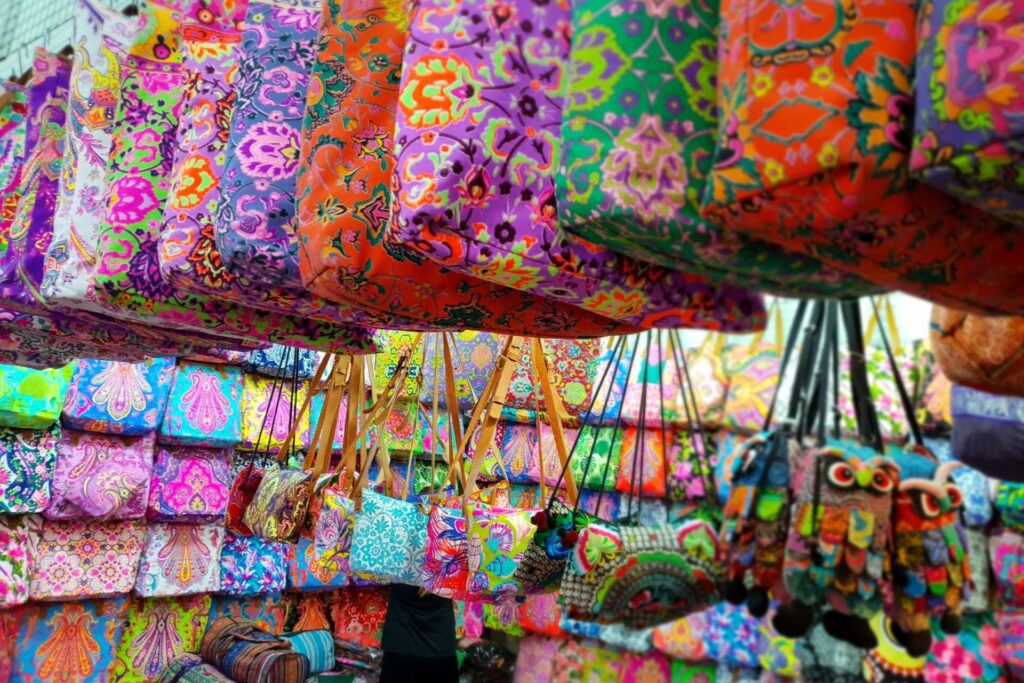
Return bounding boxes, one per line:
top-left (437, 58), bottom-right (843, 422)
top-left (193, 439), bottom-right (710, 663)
top-left (894, 462), bottom-right (964, 533)
top-left (812, 449), bottom-right (899, 508)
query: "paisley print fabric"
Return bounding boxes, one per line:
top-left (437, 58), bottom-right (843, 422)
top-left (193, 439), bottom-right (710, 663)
top-left (652, 610), bottom-right (710, 662)
top-left (557, 0), bottom-right (865, 297)
top-left (0, 50), bottom-right (71, 311)
top-left (134, 523), bottom-right (224, 598)
top-left (0, 362), bottom-right (74, 429)
top-left (467, 507), bottom-right (539, 596)
top-left (240, 374), bottom-right (310, 452)
top-left (111, 594), bottom-right (212, 683)
top-left (46, 430), bottom-right (155, 521)
top-left (419, 331), bottom-right (500, 411)
top-left (62, 357), bottom-right (175, 435)
top-left (242, 467), bottom-right (315, 543)
top-left (375, 331), bottom-right (425, 401)
top-left (329, 587), bottom-right (388, 649)
top-left (703, 0), bottom-right (1024, 315)
top-left (92, 0), bottom-right (375, 353)
top-left (29, 519), bottom-right (146, 600)
top-left (306, 483), bottom-right (355, 586)
top-left (206, 593), bottom-right (286, 635)
top-left (43, 0), bottom-right (135, 307)
top-left (615, 427), bottom-right (673, 498)
top-left (147, 446), bottom-right (232, 523)
top-left (219, 531), bottom-right (288, 596)
top-left (390, 0), bottom-right (765, 331)
top-left (10, 597), bottom-right (129, 683)
top-left (498, 424), bottom-right (545, 485)
top-left (159, 362), bottom-right (243, 448)
top-left (349, 489), bottom-right (429, 586)
top-left (0, 516), bottom-right (34, 608)
top-left (296, 0), bottom-right (635, 337)
top-left (216, 0), bottom-right (319, 288)
top-left (0, 424), bottom-right (59, 514)
top-left (0, 82), bottom-right (28, 260)
top-left (912, 0), bottom-right (1024, 226)
top-left (520, 592), bottom-right (563, 636)
top-left (722, 342), bottom-right (782, 434)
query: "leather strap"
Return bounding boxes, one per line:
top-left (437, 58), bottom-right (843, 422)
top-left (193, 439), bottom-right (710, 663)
top-left (278, 352), bottom-right (333, 465)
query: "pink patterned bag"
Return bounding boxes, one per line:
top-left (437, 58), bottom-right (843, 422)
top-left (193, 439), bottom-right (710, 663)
top-left (46, 430), bottom-right (155, 520)
top-left (28, 519), bottom-right (146, 600)
top-left (134, 522), bottom-right (224, 597)
top-left (147, 446), bottom-right (232, 523)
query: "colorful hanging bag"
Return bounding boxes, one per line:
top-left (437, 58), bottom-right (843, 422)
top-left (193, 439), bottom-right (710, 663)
top-left (134, 523), bottom-right (225, 598)
top-left (112, 594), bottom-right (212, 683)
top-left (219, 531), bottom-right (288, 596)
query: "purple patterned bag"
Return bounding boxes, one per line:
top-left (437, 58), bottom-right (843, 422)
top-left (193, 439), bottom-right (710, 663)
top-left (215, 0), bottom-right (321, 290)
top-left (147, 445), bottom-right (233, 523)
top-left (388, 0), bottom-right (764, 332)
top-left (46, 430), bottom-right (155, 521)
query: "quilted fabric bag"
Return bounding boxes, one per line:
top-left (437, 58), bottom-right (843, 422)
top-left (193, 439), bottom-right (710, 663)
top-left (555, 0), bottom-right (860, 296)
top-left (561, 518), bottom-right (724, 627)
top-left (926, 612), bottom-right (1007, 683)
top-left (159, 362), bottom-right (244, 449)
top-left (329, 587), bottom-right (389, 649)
top-left (951, 385), bottom-right (1024, 481)
top-left (296, 0), bottom-right (634, 337)
top-left (219, 531), bottom-right (288, 596)
top-left (0, 515), bottom-right (35, 608)
top-left (420, 503), bottom-right (473, 600)
top-left (111, 594), bottom-right (212, 683)
top-left (147, 446), bottom-right (232, 523)
top-left (240, 375), bottom-right (310, 452)
top-left (62, 357), bottom-right (175, 435)
top-left (912, 0), bottom-right (1024, 227)
top-left (200, 616), bottom-right (310, 683)
top-left (89, 0), bottom-right (374, 353)
top-left (29, 518), bottom-right (146, 600)
top-left (349, 488), bottom-right (429, 586)
top-left (307, 480), bottom-right (357, 586)
top-left (10, 597), bottom-right (129, 682)
top-left (703, 0), bottom-right (1024, 314)
top-left (389, 0), bottom-right (765, 331)
top-left (159, 654), bottom-right (234, 683)
top-left (46, 430), bottom-right (155, 521)
top-left (242, 467), bottom-right (316, 544)
top-left (134, 523), bottom-right (224, 598)
top-left (0, 424), bottom-right (60, 514)
top-left (0, 362), bottom-right (74, 429)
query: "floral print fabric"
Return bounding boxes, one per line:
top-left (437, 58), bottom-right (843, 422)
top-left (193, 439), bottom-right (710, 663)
top-left (703, 0), bottom-right (1024, 315)
top-left (0, 516), bottom-right (33, 607)
top-left (467, 507), bottom-right (538, 596)
top-left (0, 362), bottom-right (74, 430)
top-left (390, 0), bottom-right (765, 332)
top-left (0, 425), bottom-right (59, 515)
top-left (10, 597), bottom-right (129, 683)
top-left (329, 586), bottom-right (388, 649)
top-left (296, 0), bottom-right (635, 337)
top-left (46, 430), bottom-right (155, 521)
top-left (419, 331), bottom-right (500, 411)
top-left (421, 504), bottom-right (472, 599)
top-left (927, 613), bottom-right (1008, 683)
top-left (62, 357), bottom-right (175, 435)
top-left (216, 0), bottom-right (319, 289)
top-left (134, 523), bottom-right (224, 598)
top-left (29, 519), bottom-right (145, 600)
top-left (147, 446), bottom-right (232, 523)
top-left (504, 339), bottom-right (601, 424)
top-left (912, 0), bottom-right (1024, 227)
top-left (349, 489), bottom-right (429, 586)
top-left (219, 531), bottom-right (288, 596)
top-left (557, 0), bottom-right (862, 297)
top-left (287, 536), bottom-right (348, 591)
top-left (92, 0), bottom-right (375, 353)
top-left (246, 346), bottom-right (321, 379)
top-left (722, 342), bottom-right (782, 434)
top-left (160, 362), bottom-right (243, 448)
top-left (838, 346), bottom-right (915, 443)
top-left (0, 83), bottom-right (27, 261)
top-left (242, 467), bottom-right (314, 542)
top-left (111, 594), bottom-right (211, 683)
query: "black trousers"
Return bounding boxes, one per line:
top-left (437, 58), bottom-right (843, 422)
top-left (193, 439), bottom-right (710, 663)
top-left (379, 651), bottom-right (459, 683)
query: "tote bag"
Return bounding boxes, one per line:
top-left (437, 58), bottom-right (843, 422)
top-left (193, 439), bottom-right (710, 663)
top-left (111, 594), bottom-right (212, 683)
top-left (90, 0), bottom-right (376, 353)
top-left (389, 0), bottom-right (766, 332)
top-left (29, 518), bottom-right (146, 600)
top-left (219, 531), bottom-right (288, 596)
top-left (0, 424), bottom-right (60, 514)
top-left (349, 488), bottom-right (429, 586)
top-left (46, 430), bottom-right (155, 521)
top-left (556, 0), bottom-right (869, 298)
top-left (911, 0), bottom-right (1024, 227)
top-left (62, 357), bottom-right (175, 435)
top-left (134, 523), bottom-right (224, 598)
top-left (296, 0), bottom-right (644, 337)
top-left (159, 361), bottom-right (244, 449)
top-left (932, 306), bottom-right (1024, 398)
top-left (147, 446), bottom-right (233, 523)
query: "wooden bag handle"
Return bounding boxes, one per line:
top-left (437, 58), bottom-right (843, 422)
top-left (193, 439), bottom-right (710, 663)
top-left (531, 338), bottom-right (579, 505)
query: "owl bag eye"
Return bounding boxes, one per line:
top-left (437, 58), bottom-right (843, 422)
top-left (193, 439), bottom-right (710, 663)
top-left (827, 462), bottom-right (855, 488)
top-left (871, 469), bottom-right (895, 493)
top-left (946, 485), bottom-right (963, 509)
top-left (916, 492), bottom-right (942, 518)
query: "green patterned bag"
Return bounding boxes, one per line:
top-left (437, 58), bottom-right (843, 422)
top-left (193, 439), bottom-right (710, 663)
top-left (112, 595), bottom-right (212, 682)
top-left (555, 0), bottom-right (875, 297)
top-left (0, 363), bottom-right (74, 429)
top-left (571, 425), bottom-right (623, 492)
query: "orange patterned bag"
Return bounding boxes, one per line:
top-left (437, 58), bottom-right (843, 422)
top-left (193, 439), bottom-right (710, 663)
top-left (702, 0), bottom-right (1024, 314)
top-left (931, 306), bottom-right (1024, 398)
